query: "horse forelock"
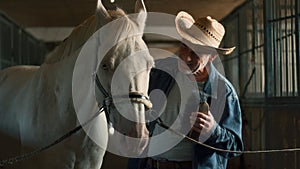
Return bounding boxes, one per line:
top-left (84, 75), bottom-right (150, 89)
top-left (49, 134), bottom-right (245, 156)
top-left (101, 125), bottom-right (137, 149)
top-left (100, 8), bottom-right (145, 62)
top-left (108, 8), bottom-right (143, 36)
top-left (107, 8), bottom-right (126, 19)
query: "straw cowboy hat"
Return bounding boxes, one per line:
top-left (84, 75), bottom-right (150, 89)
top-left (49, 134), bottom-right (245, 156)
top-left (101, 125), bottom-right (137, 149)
top-left (175, 11), bottom-right (235, 55)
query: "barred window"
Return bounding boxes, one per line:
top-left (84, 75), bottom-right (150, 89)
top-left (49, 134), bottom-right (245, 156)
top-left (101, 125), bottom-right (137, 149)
top-left (265, 0), bottom-right (299, 97)
top-left (0, 13), bottom-right (48, 69)
top-left (221, 0), bottom-right (299, 98)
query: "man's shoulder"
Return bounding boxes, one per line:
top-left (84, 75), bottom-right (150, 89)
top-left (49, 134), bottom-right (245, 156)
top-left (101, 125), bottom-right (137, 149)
top-left (220, 77), bottom-right (239, 100)
top-left (210, 65), bottom-right (239, 100)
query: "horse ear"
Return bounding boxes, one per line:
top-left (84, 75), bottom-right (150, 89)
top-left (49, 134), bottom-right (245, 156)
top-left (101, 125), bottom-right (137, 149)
top-left (135, 0), bottom-right (147, 13)
top-left (136, 10), bottom-right (147, 32)
top-left (133, 0), bottom-right (147, 32)
top-left (96, 0), bottom-right (112, 27)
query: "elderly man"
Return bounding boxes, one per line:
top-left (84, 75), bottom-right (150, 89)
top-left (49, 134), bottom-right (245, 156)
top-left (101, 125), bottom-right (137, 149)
top-left (127, 11), bottom-right (243, 169)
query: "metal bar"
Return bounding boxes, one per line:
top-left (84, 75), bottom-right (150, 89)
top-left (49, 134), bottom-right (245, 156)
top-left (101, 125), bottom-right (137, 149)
top-left (285, 0), bottom-right (289, 96)
top-left (274, 32), bottom-right (294, 41)
top-left (278, 0), bottom-right (283, 96)
top-left (296, 0), bottom-right (300, 96)
top-left (291, 0), bottom-right (296, 96)
top-left (258, 3), bottom-right (263, 94)
top-left (268, 14), bottom-right (299, 22)
top-left (260, 40), bottom-right (264, 93)
top-left (264, 0), bottom-right (274, 98)
top-left (273, 0), bottom-right (278, 97)
top-left (253, 0), bottom-right (257, 93)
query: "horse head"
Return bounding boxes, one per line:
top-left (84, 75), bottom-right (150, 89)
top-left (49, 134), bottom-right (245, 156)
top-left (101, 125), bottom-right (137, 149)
top-left (94, 0), bottom-right (153, 156)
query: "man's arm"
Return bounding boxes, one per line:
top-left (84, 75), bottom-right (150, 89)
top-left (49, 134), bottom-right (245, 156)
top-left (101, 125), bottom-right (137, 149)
top-left (203, 88), bottom-right (244, 158)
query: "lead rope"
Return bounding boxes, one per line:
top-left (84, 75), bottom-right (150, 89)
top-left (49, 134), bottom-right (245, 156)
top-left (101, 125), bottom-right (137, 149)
top-left (0, 105), bottom-right (105, 168)
top-left (156, 118), bottom-right (300, 154)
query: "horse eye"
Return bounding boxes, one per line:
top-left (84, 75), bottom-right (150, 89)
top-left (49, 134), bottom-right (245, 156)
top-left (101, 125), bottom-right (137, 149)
top-left (102, 64), bottom-right (108, 70)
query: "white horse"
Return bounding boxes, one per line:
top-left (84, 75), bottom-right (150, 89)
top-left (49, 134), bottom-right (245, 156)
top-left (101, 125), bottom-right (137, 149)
top-left (0, 0), bottom-right (153, 168)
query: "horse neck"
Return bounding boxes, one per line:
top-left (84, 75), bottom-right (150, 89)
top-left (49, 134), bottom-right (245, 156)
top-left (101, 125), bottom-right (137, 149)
top-left (39, 13), bottom-right (111, 111)
top-left (44, 15), bottom-right (100, 64)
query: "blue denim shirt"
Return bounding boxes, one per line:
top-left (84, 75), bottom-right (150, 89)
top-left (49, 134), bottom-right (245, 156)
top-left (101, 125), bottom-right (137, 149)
top-left (191, 62), bottom-right (244, 169)
top-left (127, 58), bottom-right (243, 169)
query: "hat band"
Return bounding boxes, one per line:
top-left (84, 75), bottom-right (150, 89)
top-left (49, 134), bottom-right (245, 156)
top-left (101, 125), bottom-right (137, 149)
top-left (185, 26), bottom-right (219, 48)
top-left (194, 22), bottom-right (221, 43)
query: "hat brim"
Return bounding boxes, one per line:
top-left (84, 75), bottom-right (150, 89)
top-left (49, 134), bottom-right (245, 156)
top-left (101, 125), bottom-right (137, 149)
top-left (175, 11), bottom-right (235, 55)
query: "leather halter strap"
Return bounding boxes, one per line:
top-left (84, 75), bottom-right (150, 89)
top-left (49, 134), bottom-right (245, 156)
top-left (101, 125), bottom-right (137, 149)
top-left (95, 74), bottom-right (151, 126)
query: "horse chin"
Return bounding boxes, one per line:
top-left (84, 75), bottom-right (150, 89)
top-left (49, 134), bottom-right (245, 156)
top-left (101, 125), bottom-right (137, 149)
top-left (122, 106), bottom-right (149, 156)
top-left (108, 125), bottom-right (149, 157)
top-left (107, 102), bottom-right (149, 156)
top-left (121, 129), bottom-right (149, 156)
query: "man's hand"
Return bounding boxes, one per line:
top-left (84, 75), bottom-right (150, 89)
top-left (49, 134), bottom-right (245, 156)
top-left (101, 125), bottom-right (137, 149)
top-left (190, 111), bottom-right (216, 135)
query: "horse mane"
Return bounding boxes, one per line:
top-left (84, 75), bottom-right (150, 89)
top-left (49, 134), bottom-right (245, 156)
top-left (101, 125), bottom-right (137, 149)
top-left (44, 8), bottom-right (127, 64)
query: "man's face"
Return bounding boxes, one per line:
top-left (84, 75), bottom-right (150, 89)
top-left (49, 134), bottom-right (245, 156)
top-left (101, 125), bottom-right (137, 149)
top-left (178, 44), bottom-right (214, 73)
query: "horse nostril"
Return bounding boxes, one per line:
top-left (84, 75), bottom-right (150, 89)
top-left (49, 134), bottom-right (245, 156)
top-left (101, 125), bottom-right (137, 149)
top-left (144, 105), bottom-right (150, 111)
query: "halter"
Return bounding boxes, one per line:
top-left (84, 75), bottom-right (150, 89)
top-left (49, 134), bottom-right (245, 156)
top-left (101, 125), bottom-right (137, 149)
top-left (95, 74), bottom-right (151, 132)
